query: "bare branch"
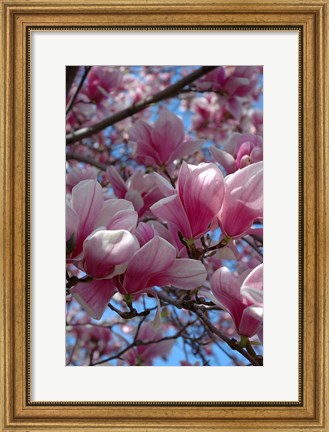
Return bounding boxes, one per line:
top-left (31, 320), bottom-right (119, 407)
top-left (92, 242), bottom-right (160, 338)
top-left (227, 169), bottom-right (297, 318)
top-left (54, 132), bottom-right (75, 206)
top-left (66, 66), bottom-right (92, 115)
top-left (66, 66), bottom-right (217, 145)
top-left (156, 290), bottom-right (261, 366)
top-left (66, 151), bottom-right (107, 171)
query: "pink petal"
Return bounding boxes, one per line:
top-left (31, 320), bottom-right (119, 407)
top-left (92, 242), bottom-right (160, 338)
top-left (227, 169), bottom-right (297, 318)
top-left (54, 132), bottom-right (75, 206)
top-left (219, 162), bottom-right (263, 238)
top-left (226, 162), bottom-right (263, 209)
top-left (227, 97), bottom-right (243, 121)
top-left (151, 172), bottom-right (175, 196)
top-left (94, 198), bottom-right (137, 232)
top-left (209, 147), bottom-right (236, 174)
top-left (211, 267), bottom-right (242, 301)
top-left (241, 264), bottom-right (263, 305)
top-left (127, 170), bottom-right (144, 191)
top-left (134, 322), bottom-right (174, 362)
top-left (150, 194), bottom-right (192, 239)
top-left (134, 222), bottom-right (156, 247)
top-left (224, 77), bottom-right (250, 96)
top-left (129, 120), bottom-right (160, 166)
top-left (66, 166), bottom-right (98, 191)
top-left (171, 139), bottom-right (204, 161)
top-left (211, 267), bottom-right (246, 329)
top-left (238, 306), bottom-right (263, 337)
top-left (125, 190), bottom-right (144, 212)
top-left (236, 141), bottom-right (252, 167)
top-left (107, 166), bottom-right (127, 198)
top-left (71, 279), bottom-right (116, 320)
top-left (147, 220), bottom-right (177, 247)
top-left (243, 263), bottom-right (263, 291)
top-left (141, 339), bottom-right (174, 363)
top-left (250, 146), bottom-right (263, 163)
top-left (177, 162), bottom-right (225, 238)
top-left (82, 229), bottom-right (139, 279)
top-left (151, 110), bottom-right (185, 164)
top-left (164, 259), bottom-right (207, 290)
top-left (122, 236), bottom-right (176, 295)
top-left (129, 119), bottom-right (153, 144)
top-left (106, 208), bottom-right (138, 232)
top-left (223, 133), bottom-right (262, 157)
top-left (72, 180), bottom-right (104, 255)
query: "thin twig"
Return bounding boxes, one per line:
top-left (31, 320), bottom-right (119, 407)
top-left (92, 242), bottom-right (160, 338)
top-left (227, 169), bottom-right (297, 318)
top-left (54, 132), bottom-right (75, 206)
top-left (156, 290), bottom-right (261, 366)
top-left (66, 151), bottom-right (108, 171)
top-left (91, 321), bottom-right (191, 366)
top-left (241, 236), bottom-right (263, 257)
top-left (66, 66), bottom-right (92, 115)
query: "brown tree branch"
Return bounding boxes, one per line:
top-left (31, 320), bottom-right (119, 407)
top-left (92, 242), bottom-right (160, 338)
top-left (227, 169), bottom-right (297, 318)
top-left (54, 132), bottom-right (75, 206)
top-left (66, 151), bottom-right (107, 171)
top-left (156, 290), bottom-right (261, 366)
top-left (66, 66), bottom-right (218, 145)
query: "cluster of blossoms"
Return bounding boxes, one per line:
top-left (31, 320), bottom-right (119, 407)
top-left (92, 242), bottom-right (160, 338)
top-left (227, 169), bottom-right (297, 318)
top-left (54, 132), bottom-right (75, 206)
top-left (66, 66), bottom-right (263, 366)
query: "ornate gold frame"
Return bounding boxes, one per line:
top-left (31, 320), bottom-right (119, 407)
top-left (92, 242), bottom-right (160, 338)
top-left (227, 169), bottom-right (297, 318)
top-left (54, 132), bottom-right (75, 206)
top-left (1, 1), bottom-right (328, 431)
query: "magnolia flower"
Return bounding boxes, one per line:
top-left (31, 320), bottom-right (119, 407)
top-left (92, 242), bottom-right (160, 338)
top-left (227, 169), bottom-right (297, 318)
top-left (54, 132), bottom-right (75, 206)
top-left (211, 264), bottom-right (263, 338)
top-left (86, 67), bottom-right (122, 104)
top-left (151, 162), bottom-right (225, 239)
top-left (67, 179), bottom-right (138, 257)
top-left (124, 322), bottom-right (174, 366)
top-left (80, 229), bottom-right (139, 279)
top-left (198, 66), bottom-right (260, 98)
top-left (112, 236), bottom-right (207, 296)
top-left (107, 167), bottom-right (169, 217)
top-left (196, 66), bottom-right (261, 120)
top-left (129, 109), bottom-right (203, 167)
top-left (70, 229), bottom-right (139, 320)
top-left (68, 324), bottom-right (112, 357)
top-left (218, 161), bottom-right (263, 239)
top-left (71, 234), bottom-right (206, 320)
top-left (66, 166), bottom-right (98, 192)
top-left (210, 133), bottom-right (263, 174)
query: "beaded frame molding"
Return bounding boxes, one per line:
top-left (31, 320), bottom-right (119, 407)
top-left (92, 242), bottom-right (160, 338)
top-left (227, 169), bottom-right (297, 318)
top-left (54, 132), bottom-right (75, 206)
top-left (1, 1), bottom-right (328, 431)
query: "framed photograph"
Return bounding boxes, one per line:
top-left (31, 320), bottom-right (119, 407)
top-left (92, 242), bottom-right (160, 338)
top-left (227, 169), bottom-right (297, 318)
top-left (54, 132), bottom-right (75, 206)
top-left (1, 1), bottom-right (328, 431)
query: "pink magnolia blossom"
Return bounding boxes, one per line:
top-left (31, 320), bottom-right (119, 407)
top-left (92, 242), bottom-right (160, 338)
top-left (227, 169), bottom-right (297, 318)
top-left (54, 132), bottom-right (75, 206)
top-left (211, 264), bottom-right (263, 338)
top-left (70, 229), bottom-right (139, 320)
top-left (67, 179), bottom-right (138, 257)
top-left (66, 92), bottom-right (97, 130)
top-left (199, 66), bottom-right (260, 98)
top-left (241, 110), bottom-right (263, 135)
top-left (134, 221), bottom-right (185, 257)
top-left (133, 222), bottom-right (158, 247)
top-left (196, 67), bottom-right (261, 121)
top-left (210, 133), bottom-right (263, 174)
top-left (151, 162), bottom-right (225, 239)
top-left (124, 322), bottom-right (174, 365)
top-left (66, 166), bottom-right (98, 192)
top-left (218, 161), bottom-right (263, 239)
top-left (112, 236), bottom-right (207, 296)
top-left (71, 234), bottom-right (206, 319)
top-left (69, 324), bottom-right (112, 355)
top-left (86, 67), bottom-right (122, 104)
top-left (107, 167), bottom-right (169, 217)
top-left (81, 229), bottom-right (139, 279)
top-left (129, 109), bottom-right (203, 167)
